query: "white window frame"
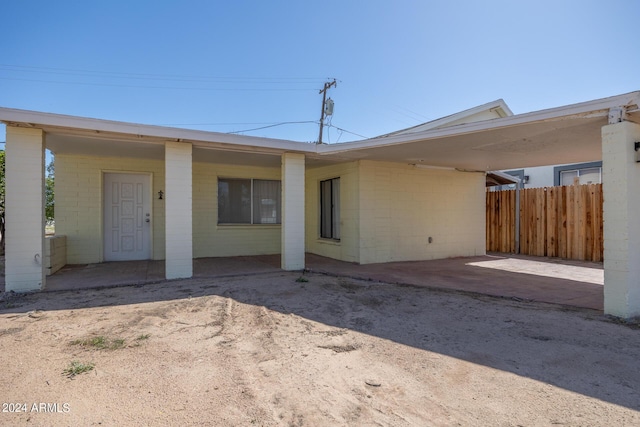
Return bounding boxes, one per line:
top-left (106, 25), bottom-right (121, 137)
top-left (554, 161), bottom-right (602, 186)
top-left (217, 178), bottom-right (281, 225)
top-left (559, 167), bottom-right (602, 186)
top-left (320, 177), bottom-right (340, 240)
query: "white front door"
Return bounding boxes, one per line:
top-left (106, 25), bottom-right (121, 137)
top-left (104, 173), bottom-right (152, 261)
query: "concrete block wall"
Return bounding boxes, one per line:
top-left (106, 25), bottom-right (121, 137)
top-left (358, 160), bottom-right (486, 264)
top-left (193, 162), bottom-right (281, 257)
top-left (55, 154), bottom-right (165, 264)
top-left (281, 153), bottom-right (305, 270)
top-left (5, 127), bottom-right (46, 291)
top-left (54, 152), bottom-right (485, 271)
top-left (55, 153), bottom-right (283, 263)
top-left (602, 120), bottom-right (640, 318)
top-left (165, 142), bottom-right (193, 279)
top-left (44, 235), bottom-right (67, 277)
top-left (305, 161), bottom-right (359, 262)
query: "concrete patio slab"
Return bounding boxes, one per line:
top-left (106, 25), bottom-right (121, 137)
top-left (466, 258), bottom-right (603, 285)
top-left (42, 255), bottom-right (282, 292)
top-left (304, 253), bottom-right (604, 311)
top-left (1, 253), bottom-right (604, 311)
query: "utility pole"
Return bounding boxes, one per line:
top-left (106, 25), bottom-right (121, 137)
top-left (317, 79), bottom-right (337, 144)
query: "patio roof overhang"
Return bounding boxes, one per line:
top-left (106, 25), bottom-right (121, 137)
top-left (318, 91), bottom-right (640, 171)
top-left (1, 91), bottom-right (639, 171)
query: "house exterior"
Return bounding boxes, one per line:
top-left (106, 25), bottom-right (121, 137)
top-left (499, 161), bottom-right (603, 189)
top-left (2, 91), bottom-right (640, 319)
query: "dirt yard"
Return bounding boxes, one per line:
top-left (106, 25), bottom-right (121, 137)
top-left (1, 271), bottom-right (638, 426)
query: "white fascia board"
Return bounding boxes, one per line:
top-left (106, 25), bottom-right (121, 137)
top-left (492, 99), bottom-right (513, 117)
top-left (379, 99), bottom-right (515, 137)
top-left (0, 107), bottom-right (315, 154)
top-left (318, 91), bottom-right (640, 155)
top-left (2, 90), bottom-right (638, 157)
top-left (428, 98), bottom-right (514, 127)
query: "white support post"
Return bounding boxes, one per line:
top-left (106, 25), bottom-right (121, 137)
top-left (5, 127), bottom-right (46, 292)
top-left (165, 141), bottom-right (193, 279)
top-left (281, 153), bottom-right (305, 270)
top-left (602, 120), bottom-right (640, 319)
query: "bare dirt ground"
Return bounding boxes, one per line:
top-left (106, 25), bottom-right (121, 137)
top-left (1, 271), bottom-right (639, 426)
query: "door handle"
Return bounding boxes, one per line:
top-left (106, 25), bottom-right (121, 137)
top-left (145, 218), bottom-right (150, 223)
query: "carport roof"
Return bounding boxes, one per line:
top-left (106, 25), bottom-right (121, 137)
top-left (1, 91), bottom-right (639, 171)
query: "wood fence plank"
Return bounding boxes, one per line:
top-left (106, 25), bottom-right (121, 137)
top-left (566, 185), bottom-right (575, 259)
top-left (596, 184), bottom-right (603, 261)
top-left (492, 190), bottom-right (498, 252)
top-left (547, 187), bottom-right (557, 257)
top-left (486, 183), bottom-right (603, 262)
top-left (559, 186), bottom-right (567, 259)
top-left (486, 189), bottom-right (491, 250)
top-left (585, 185), bottom-right (593, 262)
top-left (510, 190), bottom-right (515, 253)
top-left (576, 185), bottom-right (589, 259)
top-left (523, 188), bottom-right (530, 255)
top-left (500, 190), bottom-right (506, 252)
top-left (536, 188), bottom-right (546, 256)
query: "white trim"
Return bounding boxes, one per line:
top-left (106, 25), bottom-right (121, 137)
top-left (0, 107), bottom-right (315, 153)
top-left (378, 99), bottom-right (514, 137)
top-left (317, 91), bottom-right (640, 155)
top-left (1, 91), bottom-right (639, 161)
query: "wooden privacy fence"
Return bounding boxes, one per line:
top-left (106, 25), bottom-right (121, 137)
top-left (486, 184), bottom-right (603, 262)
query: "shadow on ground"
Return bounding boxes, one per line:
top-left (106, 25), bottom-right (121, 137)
top-left (1, 268), bottom-right (637, 413)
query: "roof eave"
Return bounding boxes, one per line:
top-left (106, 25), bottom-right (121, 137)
top-left (318, 91), bottom-right (640, 155)
top-left (0, 107), bottom-right (316, 154)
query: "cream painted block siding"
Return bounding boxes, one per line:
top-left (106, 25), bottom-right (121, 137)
top-left (305, 160), bottom-right (485, 264)
top-left (358, 161), bottom-right (485, 264)
top-left (44, 235), bottom-right (67, 277)
top-left (55, 154), bottom-right (165, 264)
top-left (192, 162), bottom-right (281, 258)
top-left (305, 162), bottom-right (360, 263)
top-left (165, 142), bottom-right (192, 279)
top-left (602, 121), bottom-right (640, 318)
top-left (5, 127), bottom-right (46, 292)
top-left (281, 153), bottom-right (305, 270)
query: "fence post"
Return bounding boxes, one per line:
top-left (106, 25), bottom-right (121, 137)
top-left (515, 181), bottom-right (521, 254)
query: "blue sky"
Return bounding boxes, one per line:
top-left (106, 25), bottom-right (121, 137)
top-left (1, 0), bottom-right (639, 144)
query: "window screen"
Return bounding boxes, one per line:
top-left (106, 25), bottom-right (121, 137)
top-left (218, 178), bottom-right (281, 224)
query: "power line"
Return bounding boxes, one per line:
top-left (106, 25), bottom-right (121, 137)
top-left (0, 64), bottom-right (325, 84)
top-left (0, 76), bottom-right (317, 92)
top-left (227, 121), bottom-right (318, 134)
top-left (326, 124), bottom-right (368, 140)
top-left (390, 104), bottom-right (430, 122)
top-left (160, 121), bottom-right (288, 126)
top-left (0, 64), bottom-right (328, 92)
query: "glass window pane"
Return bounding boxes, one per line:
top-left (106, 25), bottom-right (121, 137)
top-left (218, 178), bottom-right (251, 223)
top-left (320, 179), bottom-right (332, 238)
top-left (578, 167), bottom-right (601, 185)
top-left (320, 178), bottom-right (340, 239)
top-left (560, 170), bottom-right (578, 186)
top-left (332, 178), bottom-right (340, 239)
top-left (253, 180), bottom-right (281, 224)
